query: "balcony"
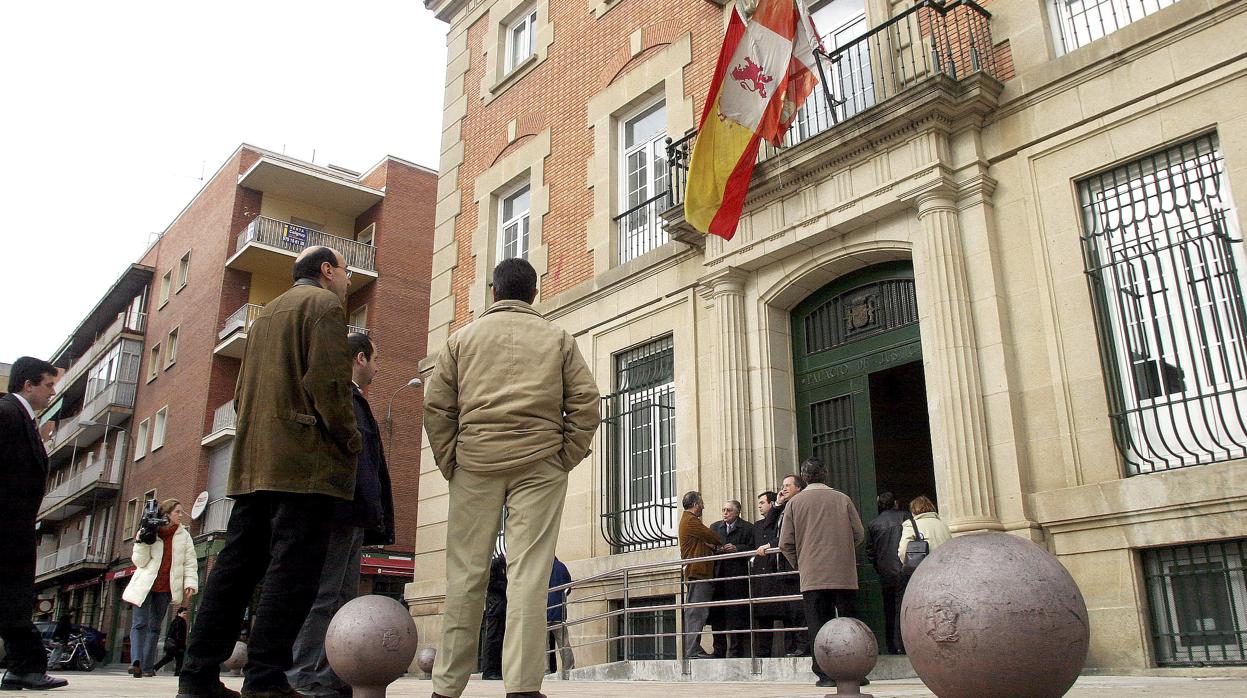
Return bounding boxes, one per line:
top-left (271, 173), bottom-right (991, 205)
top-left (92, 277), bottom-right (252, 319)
top-left (214, 303), bottom-right (264, 359)
top-left (34, 540), bottom-right (108, 581)
top-left (201, 497), bottom-right (235, 535)
top-left (663, 0), bottom-right (1000, 242)
top-left (215, 302), bottom-right (370, 359)
top-left (44, 380), bottom-right (137, 462)
top-left (201, 401), bottom-right (237, 447)
top-left (38, 460), bottom-right (120, 522)
top-left (55, 311), bottom-right (146, 395)
top-left (226, 216), bottom-right (377, 291)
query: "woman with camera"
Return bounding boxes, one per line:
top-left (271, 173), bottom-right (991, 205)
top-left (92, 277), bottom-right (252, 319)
top-left (123, 499), bottom-right (198, 678)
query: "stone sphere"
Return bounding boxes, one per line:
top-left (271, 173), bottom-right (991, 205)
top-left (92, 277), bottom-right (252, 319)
top-left (416, 647), bottom-right (436, 674)
top-left (326, 595), bottom-right (419, 695)
top-left (900, 532), bottom-right (1089, 698)
top-left (814, 617), bottom-right (878, 682)
top-left (223, 640), bottom-right (247, 673)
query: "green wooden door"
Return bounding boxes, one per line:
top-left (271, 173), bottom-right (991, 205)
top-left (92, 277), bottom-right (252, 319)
top-left (792, 261), bottom-right (922, 647)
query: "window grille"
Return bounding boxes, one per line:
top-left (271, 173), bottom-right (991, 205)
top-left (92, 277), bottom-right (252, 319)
top-left (1080, 133), bottom-right (1247, 475)
top-left (1049, 0), bottom-right (1179, 55)
top-left (600, 336), bottom-right (677, 553)
top-left (611, 596), bottom-right (677, 661)
top-left (804, 279), bottom-right (918, 354)
top-left (1142, 540), bottom-right (1247, 666)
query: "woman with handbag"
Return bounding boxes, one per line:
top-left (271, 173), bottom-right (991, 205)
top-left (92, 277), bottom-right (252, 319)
top-left (122, 499), bottom-right (198, 678)
top-left (153, 607), bottom-right (189, 675)
top-left (893, 495), bottom-right (952, 652)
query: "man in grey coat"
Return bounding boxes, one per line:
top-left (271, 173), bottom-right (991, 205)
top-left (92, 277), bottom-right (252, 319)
top-left (424, 258), bottom-right (600, 698)
top-left (778, 457), bottom-right (865, 688)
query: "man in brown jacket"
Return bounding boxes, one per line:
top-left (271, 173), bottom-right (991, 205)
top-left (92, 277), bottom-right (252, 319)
top-left (677, 491), bottom-right (728, 659)
top-left (425, 258), bottom-right (600, 698)
top-left (178, 246), bottom-right (361, 698)
top-left (778, 457), bottom-right (866, 688)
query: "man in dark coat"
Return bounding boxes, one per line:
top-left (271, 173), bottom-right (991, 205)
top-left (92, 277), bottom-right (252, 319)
top-left (178, 246), bottom-right (362, 698)
top-left (288, 332), bottom-right (396, 698)
top-left (865, 491), bottom-right (907, 654)
top-left (0, 357), bottom-right (68, 690)
top-left (709, 500), bottom-right (754, 658)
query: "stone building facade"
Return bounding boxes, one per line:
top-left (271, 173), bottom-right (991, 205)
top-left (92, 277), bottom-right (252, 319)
top-left (412, 0), bottom-right (1247, 670)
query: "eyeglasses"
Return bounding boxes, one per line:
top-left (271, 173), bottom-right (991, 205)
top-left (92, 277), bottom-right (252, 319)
top-left (336, 265), bottom-right (353, 280)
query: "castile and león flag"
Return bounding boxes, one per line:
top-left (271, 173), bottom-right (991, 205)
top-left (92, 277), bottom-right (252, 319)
top-left (684, 0), bottom-right (823, 239)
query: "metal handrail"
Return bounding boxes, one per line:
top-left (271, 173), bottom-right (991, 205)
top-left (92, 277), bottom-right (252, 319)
top-left (614, 192), bottom-right (671, 264)
top-left (544, 546), bottom-right (808, 676)
top-left (236, 216), bottom-right (376, 272)
top-left (219, 303), bottom-right (264, 340)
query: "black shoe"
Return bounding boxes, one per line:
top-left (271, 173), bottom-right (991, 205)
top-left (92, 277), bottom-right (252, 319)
top-left (0, 672), bottom-right (69, 690)
top-left (240, 686), bottom-right (310, 698)
top-left (131, 663), bottom-right (143, 678)
top-left (504, 693), bottom-right (547, 698)
top-left (176, 680), bottom-right (243, 698)
top-left (689, 650), bottom-right (714, 659)
top-left (815, 678), bottom-right (836, 688)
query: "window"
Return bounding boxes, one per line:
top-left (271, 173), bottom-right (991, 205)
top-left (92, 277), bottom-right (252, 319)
top-left (601, 336), bottom-right (677, 553)
top-left (165, 327), bottom-right (179, 368)
top-left (159, 271), bottom-right (172, 308)
top-left (124, 498), bottom-right (138, 540)
top-left (610, 596), bottom-right (676, 661)
top-left (349, 305), bottom-right (368, 333)
top-left (177, 252), bottom-right (190, 290)
top-left (356, 223), bottom-right (376, 247)
top-left (499, 184), bottom-right (531, 261)
top-left (617, 101), bottom-right (669, 264)
top-left (505, 7), bottom-right (537, 73)
top-left (134, 419), bottom-right (150, 460)
top-left (152, 407), bottom-right (168, 451)
top-left (1049, 0), bottom-right (1179, 54)
top-left (147, 343), bottom-right (161, 382)
top-left (1079, 134), bottom-right (1247, 475)
top-left (1142, 540), bottom-right (1247, 666)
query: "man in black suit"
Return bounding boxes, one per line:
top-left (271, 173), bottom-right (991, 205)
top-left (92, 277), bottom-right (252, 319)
top-left (865, 491), bottom-right (907, 654)
top-left (708, 500), bottom-right (754, 658)
top-left (0, 357), bottom-right (68, 691)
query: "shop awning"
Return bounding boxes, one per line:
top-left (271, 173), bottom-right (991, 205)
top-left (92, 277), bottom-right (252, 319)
top-left (361, 556), bottom-right (414, 577)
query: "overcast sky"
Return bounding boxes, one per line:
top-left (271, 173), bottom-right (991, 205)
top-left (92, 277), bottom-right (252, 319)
top-left (0, 0), bottom-right (448, 364)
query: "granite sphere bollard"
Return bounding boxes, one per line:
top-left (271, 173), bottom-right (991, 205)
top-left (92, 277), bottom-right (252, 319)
top-left (900, 532), bottom-right (1090, 698)
top-left (326, 595), bottom-right (419, 698)
top-left (813, 617), bottom-right (877, 697)
top-left (223, 640), bottom-right (247, 675)
top-left (416, 647), bottom-right (436, 675)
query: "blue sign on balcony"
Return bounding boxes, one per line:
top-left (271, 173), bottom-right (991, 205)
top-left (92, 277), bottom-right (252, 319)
top-left (283, 224), bottom-right (309, 247)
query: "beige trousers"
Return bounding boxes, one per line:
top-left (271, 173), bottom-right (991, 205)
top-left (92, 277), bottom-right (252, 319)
top-left (432, 457), bottom-right (569, 697)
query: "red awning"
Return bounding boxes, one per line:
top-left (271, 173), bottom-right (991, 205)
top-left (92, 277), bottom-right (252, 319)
top-left (360, 556), bottom-right (413, 577)
top-left (105, 566), bottom-right (136, 581)
top-left (62, 577), bottom-right (103, 592)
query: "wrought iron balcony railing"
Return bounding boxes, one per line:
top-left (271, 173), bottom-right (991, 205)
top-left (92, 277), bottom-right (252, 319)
top-left (667, 0), bottom-right (998, 210)
top-left (35, 540), bottom-right (108, 577)
top-left (219, 303), bottom-right (264, 340)
top-left (235, 216), bottom-right (376, 273)
top-left (38, 461), bottom-right (119, 517)
top-left (616, 192), bottom-right (671, 264)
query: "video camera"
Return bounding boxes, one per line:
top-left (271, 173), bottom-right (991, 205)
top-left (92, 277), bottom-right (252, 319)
top-left (137, 499), bottom-right (168, 545)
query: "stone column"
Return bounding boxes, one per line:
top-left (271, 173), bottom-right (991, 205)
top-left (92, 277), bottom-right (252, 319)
top-left (912, 185), bottom-right (1003, 533)
top-left (700, 268), bottom-right (755, 504)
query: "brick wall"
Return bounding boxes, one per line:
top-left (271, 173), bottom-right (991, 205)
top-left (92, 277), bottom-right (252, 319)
top-left (447, 2), bottom-right (725, 330)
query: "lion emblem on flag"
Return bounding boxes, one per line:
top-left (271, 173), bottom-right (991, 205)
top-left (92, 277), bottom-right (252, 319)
top-left (731, 57), bottom-right (773, 99)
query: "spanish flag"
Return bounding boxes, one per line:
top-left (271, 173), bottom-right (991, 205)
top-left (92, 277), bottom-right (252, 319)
top-left (685, 0), bottom-right (822, 240)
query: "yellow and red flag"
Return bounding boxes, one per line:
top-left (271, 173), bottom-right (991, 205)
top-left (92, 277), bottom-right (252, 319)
top-left (685, 0), bottom-right (823, 240)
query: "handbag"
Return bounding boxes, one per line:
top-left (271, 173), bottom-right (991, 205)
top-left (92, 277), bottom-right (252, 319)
top-left (900, 512), bottom-right (929, 578)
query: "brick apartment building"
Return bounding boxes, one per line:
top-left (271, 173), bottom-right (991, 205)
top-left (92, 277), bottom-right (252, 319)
top-left (32, 144), bottom-right (436, 663)
top-left (411, 0), bottom-right (1247, 673)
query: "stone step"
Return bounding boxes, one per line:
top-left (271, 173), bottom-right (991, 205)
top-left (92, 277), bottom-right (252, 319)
top-left (552, 655), bottom-right (916, 682)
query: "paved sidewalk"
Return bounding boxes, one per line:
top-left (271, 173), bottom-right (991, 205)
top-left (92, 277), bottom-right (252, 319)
top-left (35, 667), bottom-right (1247, 697)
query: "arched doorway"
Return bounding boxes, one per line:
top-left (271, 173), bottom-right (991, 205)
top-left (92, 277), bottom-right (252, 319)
top-left (791, 260), bottom-right (937, 645)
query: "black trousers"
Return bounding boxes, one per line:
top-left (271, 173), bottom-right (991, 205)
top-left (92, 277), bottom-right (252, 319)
top-left (802, 589), bottom-right (856, 681)
top-left (179, 492), bottom-right (334, 693)
top-left (153, 648), bottom-right (185, 674)
top-left (881, 582), bottom-right (901, 653)
top-left (0, 624), bottom-right (46, 674)
top-left (481, 605), bottom-right (505, 679)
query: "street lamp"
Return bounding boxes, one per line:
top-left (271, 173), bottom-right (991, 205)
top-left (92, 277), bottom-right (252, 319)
top-left (385, 377), bottom-right (423, 437)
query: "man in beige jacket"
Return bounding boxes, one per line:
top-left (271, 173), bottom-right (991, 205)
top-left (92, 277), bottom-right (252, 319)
top-left (425, 258), bottom-right (600, 698)
top-left (778, 457), bottom-right (865, 689)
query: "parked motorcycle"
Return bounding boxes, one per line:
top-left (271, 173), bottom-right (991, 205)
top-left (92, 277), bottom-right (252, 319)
top-left (44, 632), bottom-right (95, 672)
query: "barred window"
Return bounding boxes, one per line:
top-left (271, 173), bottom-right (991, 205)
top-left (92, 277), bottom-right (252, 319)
top-left (600, 336), bottom-right (677, 552)
top-left (1048, 0), bottom-right (1179, 55)
top-left (611, 596), bottom-right (677, 661)
top-left (1142, 540), bottom-right (1247, 666)
top-left (1080, 134), bottom-right (1247, 475)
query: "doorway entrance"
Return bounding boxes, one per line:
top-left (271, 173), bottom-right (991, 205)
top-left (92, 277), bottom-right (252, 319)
top-left (791, 261), bottom-right (937, 646)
